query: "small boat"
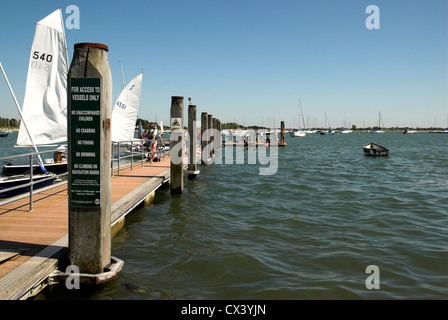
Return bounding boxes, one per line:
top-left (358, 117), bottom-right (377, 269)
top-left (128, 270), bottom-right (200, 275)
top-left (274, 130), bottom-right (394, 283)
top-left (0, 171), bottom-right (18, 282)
top-left (289, 99), bottom-right (307, 137)
top-left (371, 112), bottom-right (386, 133)
top-left (403, 129), bottom-right (416, 134)
top-left (1, 9), bottom-right (69, 176)
top-left (15, 9), bottom-right (68, 148)
top-left (0, 132), bottom-right (9, 137)
top-left (363, 142), bottom-right (389, 156)
top-left (289, 129), bottom-right (306, 137)
top-left (2, 160), bottom-right (67, 176)
top-left (0, 173), bottom-right (57, 198)
top-left (320, 113), bottom-right (335, 135)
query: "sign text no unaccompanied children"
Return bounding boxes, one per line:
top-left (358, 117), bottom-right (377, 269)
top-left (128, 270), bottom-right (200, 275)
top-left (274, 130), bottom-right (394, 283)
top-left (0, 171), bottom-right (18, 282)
top-left (69, 78), bottom-right (101, 207)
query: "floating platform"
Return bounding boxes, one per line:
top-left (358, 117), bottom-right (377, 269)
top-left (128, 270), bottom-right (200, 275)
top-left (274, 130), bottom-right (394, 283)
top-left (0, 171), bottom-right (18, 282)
top-left (0, 157), bottom-right (171, 300)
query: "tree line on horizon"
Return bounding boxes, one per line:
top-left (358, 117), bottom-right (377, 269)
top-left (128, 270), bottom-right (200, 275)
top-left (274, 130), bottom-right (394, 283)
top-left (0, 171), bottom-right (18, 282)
top-left (2, 116), bottom-right (443, 131)
top-left (0, 117), bottom-right (20, 128)
top-left (136, 118), bottom-right (445, 131)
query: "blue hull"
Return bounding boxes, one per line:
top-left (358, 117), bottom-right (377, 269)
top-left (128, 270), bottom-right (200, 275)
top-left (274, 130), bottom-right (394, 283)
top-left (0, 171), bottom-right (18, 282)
top-left (0, 175), bottom-right (56, 198)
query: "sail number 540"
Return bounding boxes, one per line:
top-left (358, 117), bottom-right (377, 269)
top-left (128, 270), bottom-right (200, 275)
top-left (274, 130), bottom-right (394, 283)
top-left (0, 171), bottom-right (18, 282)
top-left (32, 51), bottom-right (53, 63)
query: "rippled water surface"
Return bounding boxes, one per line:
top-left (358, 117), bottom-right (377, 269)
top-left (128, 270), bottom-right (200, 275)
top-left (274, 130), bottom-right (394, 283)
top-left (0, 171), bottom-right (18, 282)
top-left (4, 131), bottom-right (445, 299)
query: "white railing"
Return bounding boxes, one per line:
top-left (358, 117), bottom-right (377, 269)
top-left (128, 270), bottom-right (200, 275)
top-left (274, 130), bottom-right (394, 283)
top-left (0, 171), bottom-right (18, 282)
top-left (111, 136), bottom-right (169, 176)
top-left (0, 137), bottom-right (170, 211)
top-left (0, 149), bottom-right (67, 211)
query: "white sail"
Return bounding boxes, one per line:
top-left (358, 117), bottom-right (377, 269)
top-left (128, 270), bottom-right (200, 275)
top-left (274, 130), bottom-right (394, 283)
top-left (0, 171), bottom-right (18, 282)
top-left (290, 99), bottom-right (306, 137)
top-left (111, 73), bottom-right (143, 142)
top-left (16, 9), bottom-right (68, 147)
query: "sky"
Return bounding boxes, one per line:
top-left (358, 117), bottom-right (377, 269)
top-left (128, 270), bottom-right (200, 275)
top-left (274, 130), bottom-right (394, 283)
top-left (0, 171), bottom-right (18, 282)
top-left (0, 0), bottom-right (447, 129)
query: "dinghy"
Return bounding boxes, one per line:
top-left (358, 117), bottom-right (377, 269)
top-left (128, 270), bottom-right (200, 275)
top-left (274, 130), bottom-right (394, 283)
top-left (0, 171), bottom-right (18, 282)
top-left (0, 9), bottom-right (67, 196)
top-left (363, 142), bottom-right (389, 156)
top-left (0, 173), bottom-right (57, 199)
top-left (1, 9), bottom-right (69, 177)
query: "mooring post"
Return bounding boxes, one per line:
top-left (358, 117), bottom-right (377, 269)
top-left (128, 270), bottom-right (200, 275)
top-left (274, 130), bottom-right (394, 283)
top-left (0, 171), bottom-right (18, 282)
top-left (68, 43), bottom-right (113, 274)
top-left (217, 119), bottom-right (221, 150)
top-left (201, 112), bottom-right (208, 164)
top-left (212, 118), bottom-right (216, 154)
top-left (280, 120), bottom-right (287, 146)
top-left (187, 105), bottom-right (199, 180)
top-left (217, 119), bottom-right (221, 152)
top-left (208, 114), bottom-right (214, 158)
top-left (170, 96), bottom-right (184, 193)
top-left (213, 118), bottom-right (218, 153)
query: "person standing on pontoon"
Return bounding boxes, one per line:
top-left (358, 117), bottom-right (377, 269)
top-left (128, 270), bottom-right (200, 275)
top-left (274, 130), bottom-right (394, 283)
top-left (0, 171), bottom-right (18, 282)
top-left (147, 123), bottom-right (159, 162)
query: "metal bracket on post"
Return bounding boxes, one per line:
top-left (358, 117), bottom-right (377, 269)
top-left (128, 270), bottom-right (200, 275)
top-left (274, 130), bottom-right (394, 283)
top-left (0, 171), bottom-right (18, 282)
top-left (49, 256), bottom-right (124, 286)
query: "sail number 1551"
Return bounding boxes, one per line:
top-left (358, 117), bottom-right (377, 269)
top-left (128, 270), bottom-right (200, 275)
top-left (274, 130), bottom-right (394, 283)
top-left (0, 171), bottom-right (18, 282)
top-left (32, 51), bottom-right (53, 63)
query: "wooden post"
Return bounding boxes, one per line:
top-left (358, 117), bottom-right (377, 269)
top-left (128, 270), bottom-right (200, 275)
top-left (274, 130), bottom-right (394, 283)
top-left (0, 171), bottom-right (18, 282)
top-left (217, 119), bottom-right (221, 149)
top-left (170, 96), bottom-right (184, 193)
top-left (187, 105), bottom-right (199, 180)
top-left (208, 114), bottom-right (213, 158)
top-left (280, 120), bottom-right (287, 146)
top-left (212, 118), bottom-right (216, 155)
top-left (201, 112), bottom-right (208, 164)
top-left (68, 43), bottom-right (112, 274)
top-left (215, 118), bottom-right (220, 152)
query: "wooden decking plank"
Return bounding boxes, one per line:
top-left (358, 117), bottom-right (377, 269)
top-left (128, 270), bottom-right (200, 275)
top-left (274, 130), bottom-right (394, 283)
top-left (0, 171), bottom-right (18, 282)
top-left (0, 156), bottom-right (171, 299)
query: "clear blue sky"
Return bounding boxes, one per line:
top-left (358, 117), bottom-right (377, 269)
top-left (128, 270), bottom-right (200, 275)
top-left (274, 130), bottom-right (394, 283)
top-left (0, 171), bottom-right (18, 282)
top-left (1, 0), bottom-right (447, 128)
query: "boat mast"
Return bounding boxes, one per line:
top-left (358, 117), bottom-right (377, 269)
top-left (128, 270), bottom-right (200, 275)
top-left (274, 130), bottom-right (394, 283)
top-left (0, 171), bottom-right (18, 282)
top-left (59, 8), bottom-right (69, 69)
top-left (0, 62), bottom-right (48, 173)
top-left (378, 112), bottom-right (384, 128)
top-left (299, 99), bottom-right (306, 129)
top-left (59, 8), bottom-right (69, 116)
top-left (119, 61), bottom-right (125, 89)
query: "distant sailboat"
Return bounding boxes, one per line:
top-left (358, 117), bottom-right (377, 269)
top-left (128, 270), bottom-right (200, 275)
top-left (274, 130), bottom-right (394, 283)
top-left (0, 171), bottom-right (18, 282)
top-left (340, 120), bottom-right (352, 133)
top-left (160, 120), bottom-right (164, 134)
top-left (111, 72), bottom-right (143, 143)
top-left (289, 99), bottom-right (306, 137)
top-left (372, 112), bottom-right (385, 133)
top-left (319, 113), bottom-right (335, 135)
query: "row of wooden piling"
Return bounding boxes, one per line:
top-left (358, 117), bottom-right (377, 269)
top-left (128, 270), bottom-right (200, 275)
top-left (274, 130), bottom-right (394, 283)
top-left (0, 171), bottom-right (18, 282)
top-left (66, 42), bottom-right (225, 282)
top-left (169, 96), bottom-right (223, 193)
top-left (65, 42), bottom-right (285, 286)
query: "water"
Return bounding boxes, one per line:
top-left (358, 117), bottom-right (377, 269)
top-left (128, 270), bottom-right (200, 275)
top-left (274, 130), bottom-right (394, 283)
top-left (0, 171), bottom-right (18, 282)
top-left (0, 131), bottom-right (34, 161)
top-left (2, 131), bottom-right (448, 299)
